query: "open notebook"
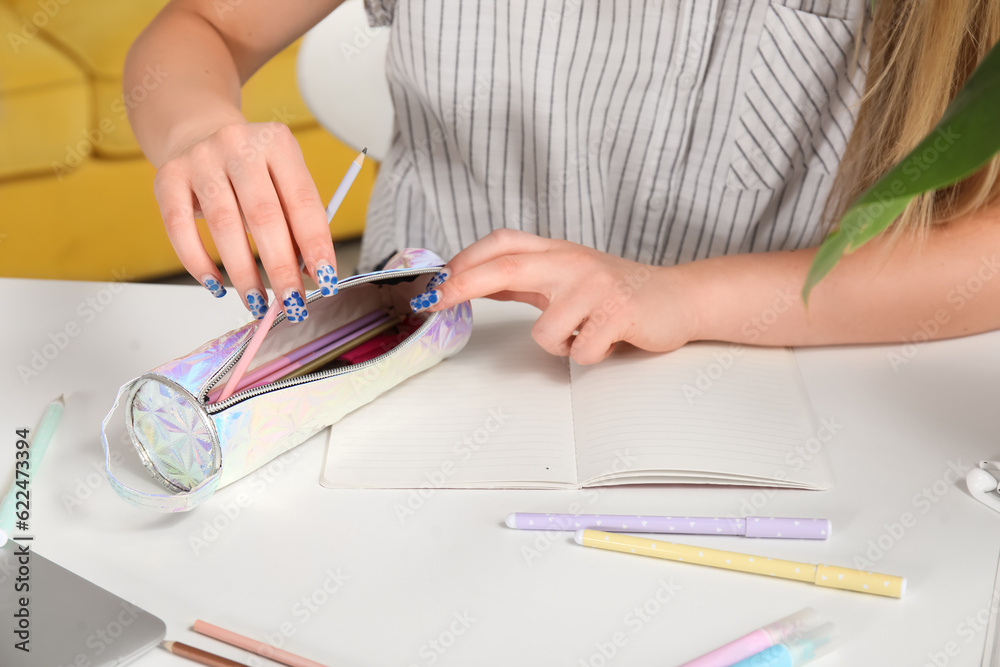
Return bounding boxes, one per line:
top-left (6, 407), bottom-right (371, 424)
top-left (321, 300), bottom-right (832, 490)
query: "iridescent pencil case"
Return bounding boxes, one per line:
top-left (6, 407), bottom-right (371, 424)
top-left (101, 249), bottom-right (472, 512)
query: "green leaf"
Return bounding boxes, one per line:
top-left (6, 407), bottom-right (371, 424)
top-left (801, 228), bottom-right (851, 303)
top-left (802, 40), bottom-right (1000, 303)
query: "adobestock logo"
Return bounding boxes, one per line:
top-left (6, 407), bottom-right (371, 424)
top-left (6, 0), bottom-right (71, 53)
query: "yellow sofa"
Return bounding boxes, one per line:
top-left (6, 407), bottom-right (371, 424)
top-left (0, 0), bottom-right (375, 281)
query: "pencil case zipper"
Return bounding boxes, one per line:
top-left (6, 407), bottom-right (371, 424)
top-left (200, 266), bottom-right (439, 414)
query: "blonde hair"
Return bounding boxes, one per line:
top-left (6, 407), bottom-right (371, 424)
top-left (827, 0), bottom-right (1000, 235)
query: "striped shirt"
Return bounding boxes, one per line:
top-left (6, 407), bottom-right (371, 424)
top-left (358, 0), bottom-right (867, 272)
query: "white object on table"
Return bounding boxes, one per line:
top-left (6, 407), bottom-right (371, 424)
top-left (968, 462), bottom-right (1000, 515)
top-left (323, 299), bottom-right (833, 491)
top-left (2, 277), bottom-right (1000, 666)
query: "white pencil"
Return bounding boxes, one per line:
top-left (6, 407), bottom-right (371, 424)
top-left (325, 148), bottom-right (366, 223)
top-left (295, 148), bottom-right (367, 274)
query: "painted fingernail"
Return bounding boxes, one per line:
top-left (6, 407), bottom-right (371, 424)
top-left (245, 289), bottom-right (268, 320)
top-left (426, 268), bottom-right (450, 289)
top-left (202, 275), bottom-right (227, 298)
top-left (409, 289), bottom-right (440, 313)
top-left (282, 289), bottom-right (308, 322)
top-left (316, 262), bottom-right (338, 296)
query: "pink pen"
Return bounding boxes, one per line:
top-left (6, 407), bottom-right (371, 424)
top-left (678, 608), bottom-right (820, 667)
top-left (215, 300), bottom-right (282, 403)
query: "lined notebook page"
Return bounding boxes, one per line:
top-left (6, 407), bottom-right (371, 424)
top-left (322, 300), bottom-right (578, 488)
top-left (571, 343), bottom-right (833, 490)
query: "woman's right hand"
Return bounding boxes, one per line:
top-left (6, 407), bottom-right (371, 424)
top-left (153, 120), bottom-right (338, 323)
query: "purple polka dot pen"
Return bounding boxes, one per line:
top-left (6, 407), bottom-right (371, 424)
top-left (504, 513), bottom-right (831, 539)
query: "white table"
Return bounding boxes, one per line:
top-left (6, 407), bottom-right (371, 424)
top-left (2, 277), bottom-right (999, 667)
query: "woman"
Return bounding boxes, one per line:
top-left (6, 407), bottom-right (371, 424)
top-left (125, 0), bottom-right (1000, 363)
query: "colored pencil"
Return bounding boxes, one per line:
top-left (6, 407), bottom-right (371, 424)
top-left (297, 147), bottom-right (367, 273)
top-left (215, 303), bottom-right (281, 403)
top-left (161, 640), bottom-right (249, 667)
top-left (283, 315), bottom-right (405, 379)
top-left (207, 309), bottom-right (386, 401)
top-left (193, 619), bottom-right (329, 667)
top-left (325, 148), bottom-right (366, 221)
top-left (249, 313), bottom-right (394, 385)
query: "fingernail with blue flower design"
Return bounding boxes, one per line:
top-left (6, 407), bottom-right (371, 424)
top-left (316, 262), bottom-right (338, 296)
top-left (426, 268), bottom-right (450, 289)
top-left (245, 289), bottom-right (268, 320)
top-left (282, 289), bottom-right (308, 323)
top-left (201, 275), bottom-right (227, 298)
top-left (409, 289), bottom-right (440, 313)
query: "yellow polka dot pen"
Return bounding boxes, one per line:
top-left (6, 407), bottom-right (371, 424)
top-left (574, 529), bottom-right (905, 599)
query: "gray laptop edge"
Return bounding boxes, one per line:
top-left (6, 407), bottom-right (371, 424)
top-left (0, 543), bottom-right (165, 666)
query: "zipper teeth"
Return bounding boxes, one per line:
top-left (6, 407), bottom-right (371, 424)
top-left (200, 267), bottom-right (437, 412)
top-left (206, 313), bottom-right (432, 414)
top-left (199, 316), bottom-right (286, 401)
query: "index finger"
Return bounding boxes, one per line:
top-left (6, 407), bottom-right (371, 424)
top-left (410, 253), bottom-right (554, 313)
top-left (267, 128), bottom-right (339, 295)
top-left (229, 164), bottom-right (308, 322)
top-left (444, 228), bottom-right (554, 276)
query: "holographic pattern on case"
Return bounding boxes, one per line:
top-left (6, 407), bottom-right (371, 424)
top-left (107, 249), bottom-right (472, 512)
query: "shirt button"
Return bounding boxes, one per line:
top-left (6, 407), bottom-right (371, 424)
top-left (677, 73), bottom-right (695, 90)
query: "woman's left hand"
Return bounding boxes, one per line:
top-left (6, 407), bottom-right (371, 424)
top-left (410, 229), bottom-right (700, 364)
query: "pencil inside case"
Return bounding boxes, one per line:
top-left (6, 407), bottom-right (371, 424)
top-left (335, 316), bottom-right (423, 366)
top-left (101, 249), bottom-right (473, 512)
top-left (211, 308), bottom-right (406, 397)
top-left (268, 313), bottom-right (423, 381)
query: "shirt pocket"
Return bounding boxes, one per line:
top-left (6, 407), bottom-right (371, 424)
top-left (726, 2), bottom-right (862, 191)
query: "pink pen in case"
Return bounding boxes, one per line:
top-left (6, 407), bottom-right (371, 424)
top-left (505, 513), bottom-right (831, 539)
top-left (215, 302), bottom-right (282, 402)
top-left (678, 608), bottom-right (820, 667)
